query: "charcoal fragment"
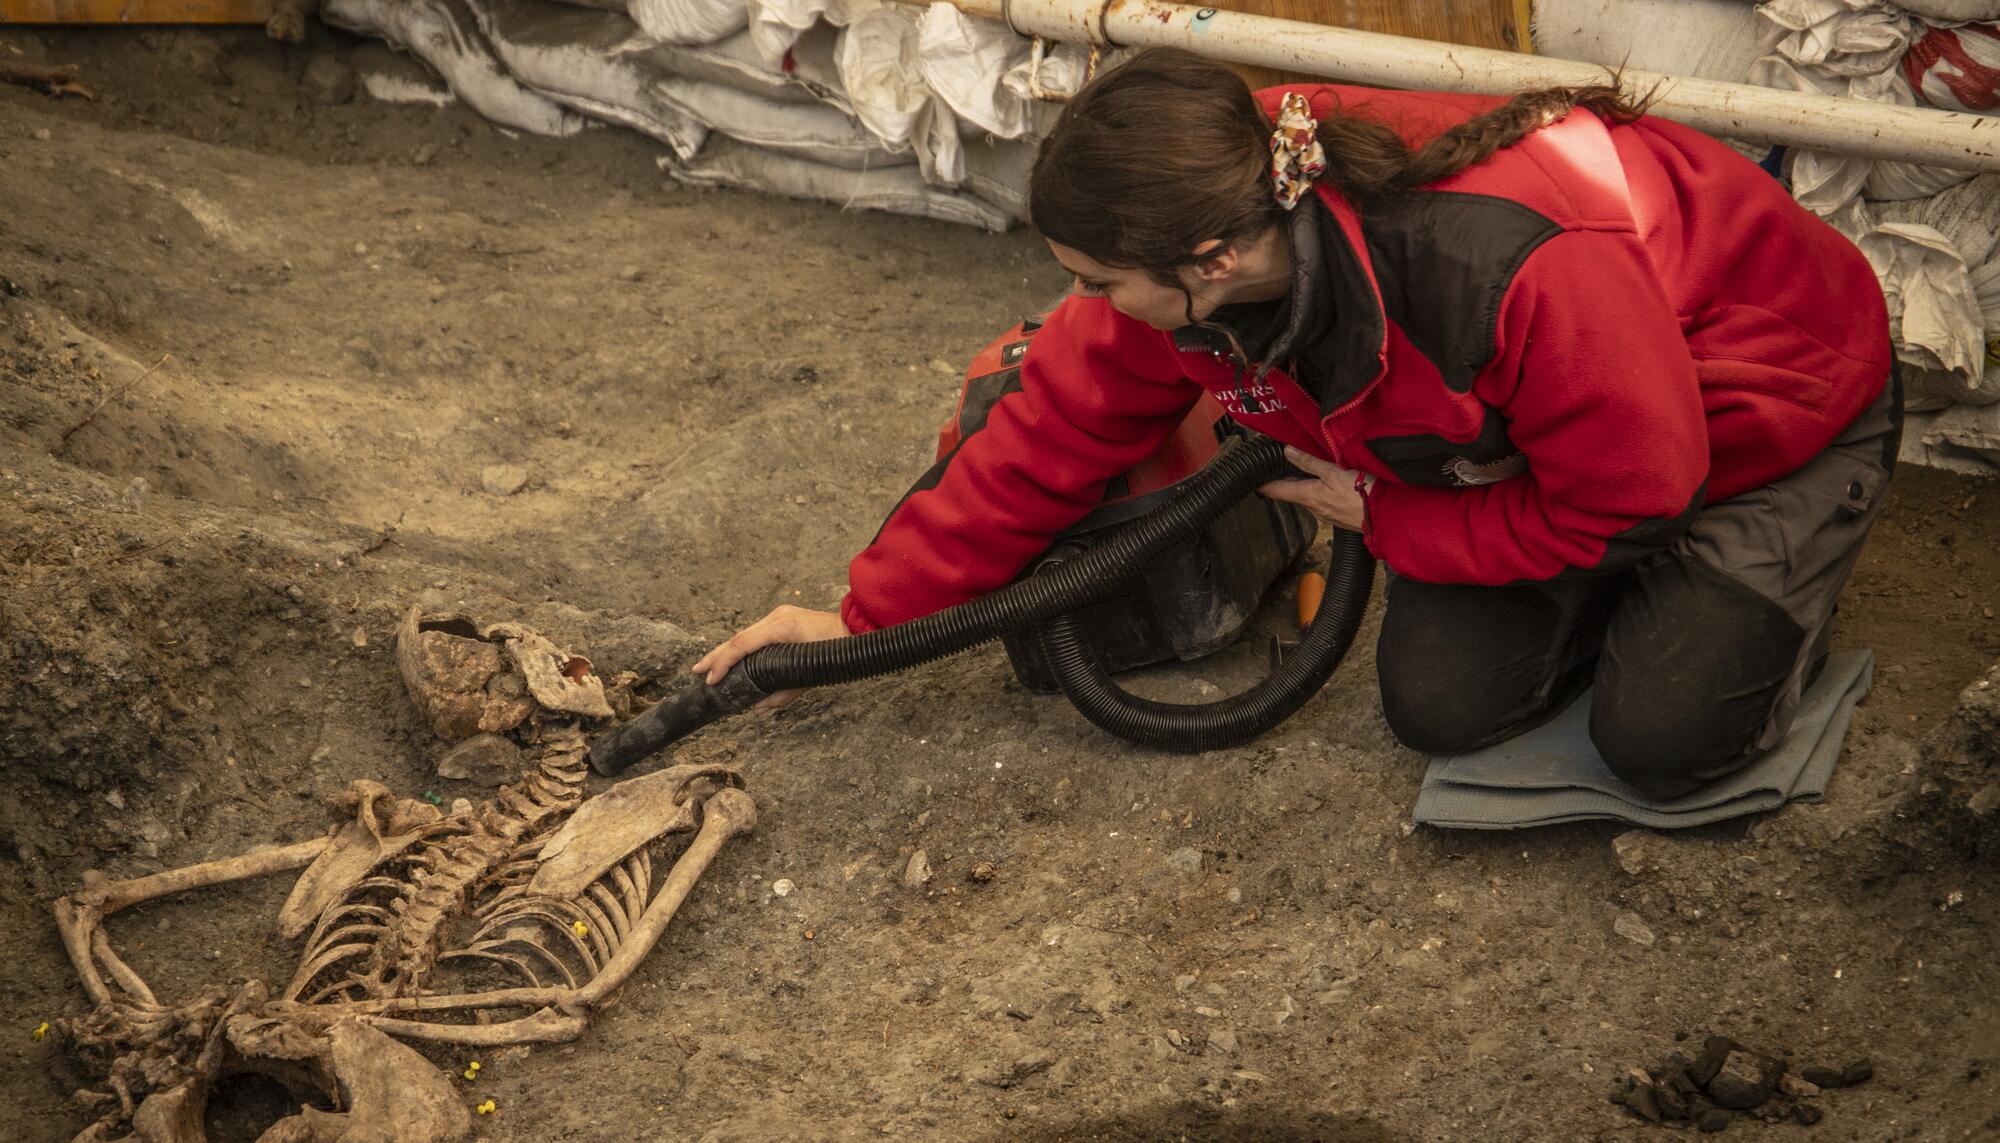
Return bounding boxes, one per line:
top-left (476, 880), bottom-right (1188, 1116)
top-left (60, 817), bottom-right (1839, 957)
top-left (1707, 1050), bottom-right (1777, 1110)
top-left (1800, 1065), bottom-right (1846, 1088)
top-left (1656, 1081), bottom-right (1690, 1120)
top-left (1794, 1101), bottom-right (1824, 1126)
top-left (1691, 1036), bottom-right (1737, 1086)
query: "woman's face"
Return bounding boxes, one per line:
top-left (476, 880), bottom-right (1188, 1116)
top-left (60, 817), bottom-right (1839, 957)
top-left (1047, 241), bottom-right (1213, 331)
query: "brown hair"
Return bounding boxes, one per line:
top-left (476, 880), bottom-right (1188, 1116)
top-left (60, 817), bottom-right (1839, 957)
top-left (1028, 47), bottom-right (1651, 285)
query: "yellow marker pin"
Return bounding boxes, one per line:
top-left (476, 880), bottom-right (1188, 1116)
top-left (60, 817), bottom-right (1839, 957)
top-left (462, 1060), bottom-right (481, 1080)
top-left (32, 1022), bottom-right (49, 1041)
top-left (571, 920), bottom-right (589, 937)
top-left (476, 1099), bottom-right (496, 1115)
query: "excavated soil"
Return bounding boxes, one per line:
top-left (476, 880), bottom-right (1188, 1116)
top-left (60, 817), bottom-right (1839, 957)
top-left (1, 26), bottom-right (1997, 1143)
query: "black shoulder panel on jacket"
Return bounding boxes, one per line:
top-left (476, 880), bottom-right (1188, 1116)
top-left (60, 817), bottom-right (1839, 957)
top-left (1362, 192), bottom-right (1562, 394)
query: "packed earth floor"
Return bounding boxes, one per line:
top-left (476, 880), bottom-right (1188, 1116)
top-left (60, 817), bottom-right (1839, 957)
top-left (2, 26), bottom-right (1998, 1143)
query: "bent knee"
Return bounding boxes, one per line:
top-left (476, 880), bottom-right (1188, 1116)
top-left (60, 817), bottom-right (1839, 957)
top-left (1380, 676), bottom-right (1504, 756)
top-left (1589, 702), bottom-right (1750, 801)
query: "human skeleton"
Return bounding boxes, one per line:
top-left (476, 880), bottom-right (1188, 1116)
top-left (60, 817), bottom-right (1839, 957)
top-left (53, 608), bottom-right (754, 1142)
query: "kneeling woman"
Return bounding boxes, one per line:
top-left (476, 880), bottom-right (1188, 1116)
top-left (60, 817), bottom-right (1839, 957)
top-left (697, 48), bottom-right (1897, 798)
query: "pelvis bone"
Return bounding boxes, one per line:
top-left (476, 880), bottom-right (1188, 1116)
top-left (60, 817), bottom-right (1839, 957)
top-left (54, 613), bottom-right (753, 1143)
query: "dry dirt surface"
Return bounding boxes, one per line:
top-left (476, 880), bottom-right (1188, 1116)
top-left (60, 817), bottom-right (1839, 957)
top-left (2, 27), bottom-right (1998, 1143)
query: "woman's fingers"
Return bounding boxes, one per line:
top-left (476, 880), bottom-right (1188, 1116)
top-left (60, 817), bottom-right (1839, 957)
top-left (1282, 444), bottom-right (1342, 478)
top-left (1259, 474), bottom-right (1366, 531)
top-left (696, 605), bottom-right (845, 685)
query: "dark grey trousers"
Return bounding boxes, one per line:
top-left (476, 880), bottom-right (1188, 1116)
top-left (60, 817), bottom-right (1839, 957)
top-left (1376, 379), bottom-right (1900, 799)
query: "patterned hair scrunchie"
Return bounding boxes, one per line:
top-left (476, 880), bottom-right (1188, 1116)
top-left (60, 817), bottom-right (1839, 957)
top-left (1269, 91), bottom-right (1326, 211)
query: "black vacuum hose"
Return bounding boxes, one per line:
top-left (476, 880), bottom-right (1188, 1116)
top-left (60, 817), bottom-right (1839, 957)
top-left (591, 436), bottom-right (1370, 775)
top-left (1036, 528), bottom-right (1374, 753)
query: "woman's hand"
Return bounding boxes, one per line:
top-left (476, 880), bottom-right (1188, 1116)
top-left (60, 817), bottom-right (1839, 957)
top-left (1259, 445), bottom-right (1370, 532)
top-left (691, 604), bottom-right (848, 711)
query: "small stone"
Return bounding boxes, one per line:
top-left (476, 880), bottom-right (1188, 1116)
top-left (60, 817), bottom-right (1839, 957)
top-left (1697, 1109), bottom-right (1731, 1133)
top-left (1164, 846), bottom-right (1203, 874)
top-left (1173, 974), bottom-right (1197, 994)
top-left (1206, 1028), bottom-right (1239, 1054)
top-left (436, 733), bottom-right (524, 785)
top-left (350, 626), bottom-right (369, 648)
top-left (1793, 1102), bottom-right (1823, 1126)
top-left (1164, 1029), bottom-right (1186, 1049)
top-left (413, 143), bottom-right (439, 166)
top-left (1612, 830), bottom-right (1654, 875)
top-left (104, 789), bottom-right (125, 811)
top-left (1613, 911), bottom-right (1655, 947)
top-left (298, 677), bottom-right (314, 690)
top-left (286, 584), bottom-right (306, 602)
top-left (617, 265), bottom-right (644, 283)
top-left (303, 55), bottom-right (356, 105)
top-left (772, 879), bottom-right (795, 897)
top-left (967, 861), bottom-right (997, 884)
top-left (450, 797), bottom-right (474, 816)
top-left (1706, 1050), bottom-right (1776, 1110)
top-left (1193, 1006), bottom-right (1221, 1018)
top-left (1626, 1081), bottom-right (1663, 1123)
top-left (480, 464), bottom-right (529, 497)
top-left (902, 849), bottom-right (932, 889)
top-left (32, 128), bottom-right (51, 142)
top-left (1968, 781), bottom-right (2000, 817)
top-left (1799, 1065), bottom-right (1845, 1088)
top-left (1839, 1059), bottom-right (1872, 1086)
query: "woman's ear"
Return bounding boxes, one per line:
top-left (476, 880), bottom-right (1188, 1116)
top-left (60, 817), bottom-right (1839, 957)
top-left (1187, 238), bottom-right (1239, 284)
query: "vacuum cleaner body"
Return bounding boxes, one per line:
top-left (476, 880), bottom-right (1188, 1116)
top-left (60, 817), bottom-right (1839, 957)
top-left (932, 315), bottom-right (1317, 693)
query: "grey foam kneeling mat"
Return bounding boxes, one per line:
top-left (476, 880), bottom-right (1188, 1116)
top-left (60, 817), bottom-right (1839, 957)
top-left (1412, 648), bottom-right (1873, 831)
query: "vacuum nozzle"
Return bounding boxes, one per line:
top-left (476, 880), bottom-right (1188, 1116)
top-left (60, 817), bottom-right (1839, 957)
top-left (588, 667), bottom-right (769, 776)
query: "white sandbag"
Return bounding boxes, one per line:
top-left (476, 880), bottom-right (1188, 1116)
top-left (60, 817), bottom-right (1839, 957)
top-left (1532, 0), bottom-right (1766, 81)
top-left (1858, 221), bottom-right (1993, 400)
top-left (960, 133), bottom-right (1037, 220)
top-left (998, 37), bottom-right (1095, 116)
top-left (1900, 21), bottom-right (2000, 113)
top-left (323, 0), bottom-right (586, 136)
top-left (1751, 6), bottom-right (1977, 213)
top-left (1877, 174), bottom-right (2000, 271)
top-left (917, 3), bottom-right (1032, 139)
top-left (1901, 407), bottom-right (2000, 473)
top-left (663, 137), bottom-right (1013, 230)
top-left (751, 0), bottom-right (876, 69)
top-left (839, 5), bottom-right (963, 184)
top-left (1971, 254), bottom-right (2000, 331)
top-left (560, 0), bottom-right (746, 46)
top-left (473, 0), bottom-right (901, 167)
top-left (633, 22), bottom-right (852, 112)
top-left (480, 0), bottom-right (837, 107)
top-left (471, 0), bottom-right (706, 155)
top-left (1756, 0), bottom-right (1917, 79)
top-left (1893, 1), bottom-right (2000, 22)
top-left (1921, 399), bottom-right (2000, 465)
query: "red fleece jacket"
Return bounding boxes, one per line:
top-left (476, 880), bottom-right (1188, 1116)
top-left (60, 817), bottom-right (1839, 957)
top-left (840, 87), bottom-right (1892, 633)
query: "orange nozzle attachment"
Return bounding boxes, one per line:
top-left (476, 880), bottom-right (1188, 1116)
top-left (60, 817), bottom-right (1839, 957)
top-left (1297, 571), bottom-right (1326, 630)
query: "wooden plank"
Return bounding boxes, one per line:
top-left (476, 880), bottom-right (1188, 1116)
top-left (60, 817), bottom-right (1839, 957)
top-left (0, 0), bottom-right (270, 23)
top-left (1207, 0), bottom-right (1531, 91)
